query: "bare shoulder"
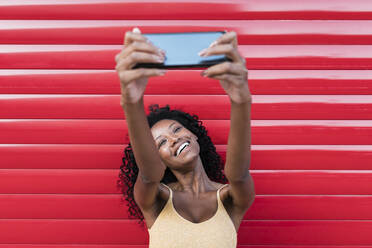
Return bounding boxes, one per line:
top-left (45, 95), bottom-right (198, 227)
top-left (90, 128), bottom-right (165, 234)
top-left (157, 182), bottom-right (175, 201)
top-left (212, 181), bottom-right (231, 202)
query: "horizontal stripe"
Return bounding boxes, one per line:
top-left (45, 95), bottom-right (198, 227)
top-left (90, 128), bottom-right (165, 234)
top-left (239, 220), bottom-right (372, 245)
top-left (1, 144), bottom-right (372, 170)
top-left (1, 169), bottom-right (372, 194)
top-left (0, 246), bottom-right (369, 248)
top-left (1, 70), bottom-right (372, 95)
top-left (1, 194), bottom-right (372, 220)
top-left (1, 0), bottom-right (372, 20)
top-left (0, 219), bottom-right (372, 244)
top-left (0, 246), bottom-right (145, 248)
top-left (1, 95), bottom-right (372, 119)
top-left (2, 45), bottom-right (372, 69)
top-left (2, 20), bottom-right (372, 44)
top-left (1, 120), bottom-right (372, 145)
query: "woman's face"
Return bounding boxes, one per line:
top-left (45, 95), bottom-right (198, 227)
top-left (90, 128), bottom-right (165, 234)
top-left (151, 119), bottom-right (200, 168)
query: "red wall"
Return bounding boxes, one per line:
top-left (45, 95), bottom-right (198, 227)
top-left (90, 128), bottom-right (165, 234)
top-left (1, 0), bottom-right (372, 247)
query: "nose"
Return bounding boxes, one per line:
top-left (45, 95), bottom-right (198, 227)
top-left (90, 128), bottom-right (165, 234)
top-left (169, 136), bottom-right (180, 147)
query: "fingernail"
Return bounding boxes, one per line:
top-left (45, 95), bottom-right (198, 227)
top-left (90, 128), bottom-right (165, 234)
top-left (158, 48), bottom-right (166, 55)
top-left (133, 27), bottom-right (141, 33)
top-left (198, 49), bottom-right (207, 57)
top-left (156, 56), bottom-right (164, 62)
top-left (209, 41), bottom-right (218, 48)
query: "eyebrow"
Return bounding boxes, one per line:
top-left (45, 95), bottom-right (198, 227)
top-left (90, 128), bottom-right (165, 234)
top-left (155, 122), bottom-right (177, 141)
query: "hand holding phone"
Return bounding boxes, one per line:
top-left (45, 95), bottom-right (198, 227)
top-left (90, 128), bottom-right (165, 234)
top-left (115, 27), bottom-right (167, 105)
top-left (133, 31), bottom-right (232, 69)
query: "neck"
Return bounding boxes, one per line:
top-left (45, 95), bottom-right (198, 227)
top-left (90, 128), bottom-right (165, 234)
top-left (170, 156), bottom-right (214, 196)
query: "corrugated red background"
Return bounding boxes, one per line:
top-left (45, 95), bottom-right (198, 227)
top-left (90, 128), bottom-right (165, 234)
top-left (1, 0), bottom-right (372, 247)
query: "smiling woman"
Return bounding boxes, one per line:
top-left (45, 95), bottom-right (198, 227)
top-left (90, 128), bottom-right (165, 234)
top-left (115, 27), bottom-right (255, 248)
top-left (117, 104), bottom-right (228, 226)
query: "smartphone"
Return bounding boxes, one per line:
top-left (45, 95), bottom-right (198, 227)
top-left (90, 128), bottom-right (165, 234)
top-left (132, 31), bottom-right (232, 69)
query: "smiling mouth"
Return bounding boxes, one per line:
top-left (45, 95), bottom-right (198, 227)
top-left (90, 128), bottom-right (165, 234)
top-left (176, 142), bottom-right (190, 156)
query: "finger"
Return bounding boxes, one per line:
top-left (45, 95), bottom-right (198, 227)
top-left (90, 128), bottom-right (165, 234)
top-left (209, 31), bottom-right (238, 49)
top-left (208, 73), bottom-right (237, 81)
top-left (202, 62), bottom-right (246, 77)
top-left (123, 29), bottom-right (150, 47)
top-left (118, 68), bottom-right (166, 84)
top-left (199, 43), bottom-right (242, 63)
top-left (115, 51), bottom-right (165, 71)
top-left (116, 41), bottom-right (165, 63)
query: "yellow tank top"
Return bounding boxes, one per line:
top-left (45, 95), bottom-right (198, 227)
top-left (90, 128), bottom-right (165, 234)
top-left (148, 183), bottom-right (237, 248)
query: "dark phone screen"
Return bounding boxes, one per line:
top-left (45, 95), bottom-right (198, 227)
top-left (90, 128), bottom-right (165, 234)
top-left (133, 31), bottom-right (231, 69)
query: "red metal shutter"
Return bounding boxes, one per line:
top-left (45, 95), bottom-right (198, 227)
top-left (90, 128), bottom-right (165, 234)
top-left (1, 0), bottom-right (372, 247)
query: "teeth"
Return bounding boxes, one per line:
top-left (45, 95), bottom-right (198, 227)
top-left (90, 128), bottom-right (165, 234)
top-left (176, 142), bottom-right (189, 156)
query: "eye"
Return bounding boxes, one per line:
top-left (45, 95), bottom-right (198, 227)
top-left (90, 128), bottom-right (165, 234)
top-left (158, 139), bottom-right (166, 148)
top-left (174, 126), bottom-right (182, 132)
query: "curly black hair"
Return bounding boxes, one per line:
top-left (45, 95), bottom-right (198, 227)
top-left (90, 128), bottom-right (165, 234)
top-left (116, 104), bottom-right (228, 229)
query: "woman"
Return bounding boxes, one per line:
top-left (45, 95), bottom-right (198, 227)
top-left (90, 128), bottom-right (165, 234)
top-left (116, 27), bottom-right (255, 248)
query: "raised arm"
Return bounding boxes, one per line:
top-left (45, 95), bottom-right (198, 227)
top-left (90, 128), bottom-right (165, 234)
top-left (115, 27), bottom-right (168, 208)
top-left (199, 31), bottom-right (255, 209)
top-left (122, 101), bottom-right (166, 182)
top-left (225, 99), bottom-right (251, 179)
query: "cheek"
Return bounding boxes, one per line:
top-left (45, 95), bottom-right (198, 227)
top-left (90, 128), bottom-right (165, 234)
top-left (158, 147), bottom-right (171, 159)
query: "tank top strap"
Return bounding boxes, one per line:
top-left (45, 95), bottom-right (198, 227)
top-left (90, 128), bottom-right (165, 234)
top-left (161, 182), bottom-right (228, 201)
top-left (217, 184), bottom-right (229, 202)
top-left (161, 182), bottom-right (173, 199)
